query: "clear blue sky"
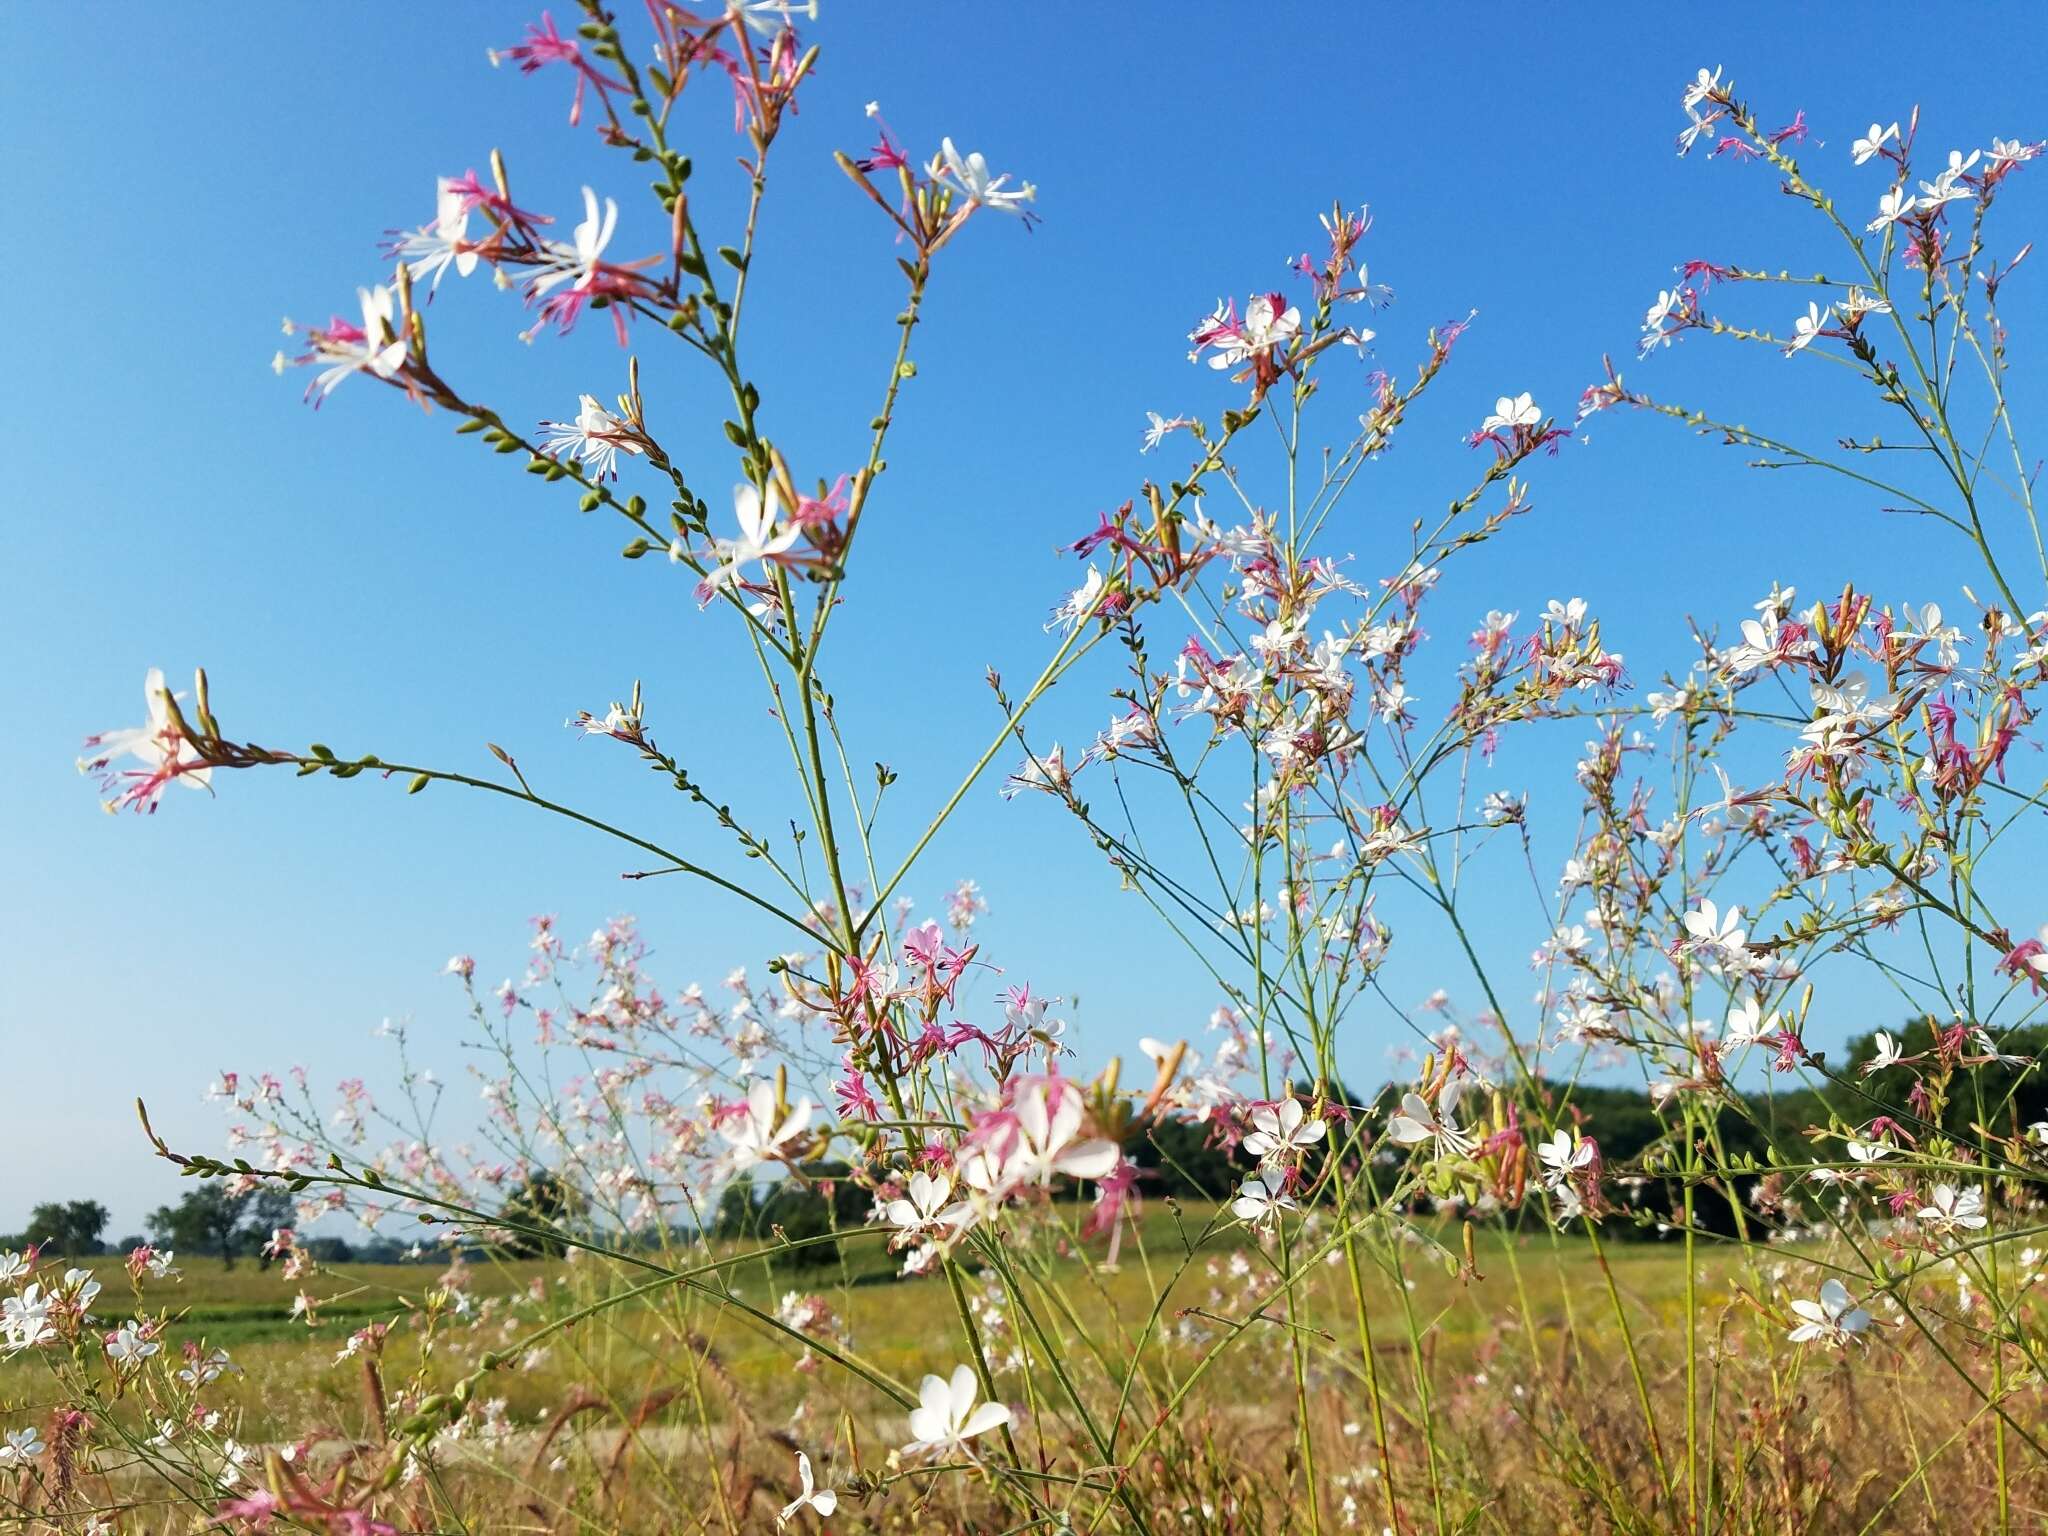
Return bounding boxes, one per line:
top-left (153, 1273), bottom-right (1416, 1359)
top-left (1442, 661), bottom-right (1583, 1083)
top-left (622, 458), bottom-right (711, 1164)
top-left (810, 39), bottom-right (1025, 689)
top-left (7, 6), bottom-right (2046, 1235)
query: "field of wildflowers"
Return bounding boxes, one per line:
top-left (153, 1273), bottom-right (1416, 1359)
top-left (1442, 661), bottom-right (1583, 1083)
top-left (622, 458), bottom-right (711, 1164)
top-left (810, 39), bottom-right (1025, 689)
top-left (17, 5), bottom-right (2048, 1532)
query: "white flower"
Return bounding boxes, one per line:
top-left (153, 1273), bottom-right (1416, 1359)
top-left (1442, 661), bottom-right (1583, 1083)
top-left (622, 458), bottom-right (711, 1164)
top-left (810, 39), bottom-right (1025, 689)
top-left (1543, 596), bottom-right (1588, 630)
top-left (1047, 567), bottom-right (1109, 633)
top-left (1231, 1171), bottom-right (1297, 1227)
top-left (1141, 411), bottom-right (1191, 452)
top-left (0, 1426), bottom-right (43, 1465)
top-left (1482, 392), bottom-right (1541, 433)
top-left (932, 138), bottom-right (1035, 215)
top-left (393, 180), bottom-right (480, 292)
top-left (1787, 1279), bottom-right (1872, 1346)
top-left (1535, 1128), bottom-right (1595, 1185)
top-left (80, 667), bottom-right (216, 806)
top-left (1, 1286), bottom-right (55, 1354)
top-left (1136, 1037), bottom-right (1176, 1069)
top-left (178, 1346), bottom-right (234, 1386)
top-left (882, 1171), bottom-right (968, 1238)
top-left (719, 1079), bottom-right (814, 1174)
top-left (1724, 996), bottom-right (1776, 1048)
top-left (1919, 149), bottom-right (1981, 207)
top-left (700, 483), bottom-right (800, 596)
top-left (1917, 1183), bottom-right (1988, 1235)
top-left (1375, 680), bottom-right (1415, 722)
top-left (0, 1252), bottom-right (28, 1284)
top-left (1682, 900), bottom-right (1747, 956)
top-left (1386, 1089), bottom-right (1476, 1158)
top-left (776, 1450), bottom-right (837, 1525)
top-left (1864, 1031), bottom-right (1905, 1073)
top-left (531, 186), bottom-right (619, 297)
top-left (734, 0), bottom-right (817, 36)
top-left (307, 285), bottom-right (408, 398)
top-left (1787, 301), bottom-right (1831, 354)
top-left (540, 395), bottom-right (644, 481)
top-left (1868, 185), bottom-right (1917, 233)
top-left (108, 1323), bottom-right (159, 1369)
top-left (1894, 602), bottom-right (1961, 668)
top-left (1201, 294), bottom-right (1301, 371)
top-left (1243, 1098), bottom-right (1326, 1162)
top-left (1000, 742), bottom-right (1068, 800)
top-left (1852, 122), bottom-right (1898, 166)
top-left (903, 1364), bottom-right (1011, 1457)
top-left (1643, 288), bottom-right (1682, 340)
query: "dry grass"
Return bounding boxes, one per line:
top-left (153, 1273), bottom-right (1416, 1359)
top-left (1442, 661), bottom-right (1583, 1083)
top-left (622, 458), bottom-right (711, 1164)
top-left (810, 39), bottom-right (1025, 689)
top-left (12, 1214), bottom-right (2044, 1533)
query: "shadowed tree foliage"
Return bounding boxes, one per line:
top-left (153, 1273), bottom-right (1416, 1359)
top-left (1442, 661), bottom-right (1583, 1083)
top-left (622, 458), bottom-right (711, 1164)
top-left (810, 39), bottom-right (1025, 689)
top-left (147, 1185), bottom-right (293, 1268)
top-left (497, 1170), bottom-right (585, 1257)
top-left (714, 1162), bottom-right (869, 1268)
top-left (25, 1200), bottom-right (111, 1256)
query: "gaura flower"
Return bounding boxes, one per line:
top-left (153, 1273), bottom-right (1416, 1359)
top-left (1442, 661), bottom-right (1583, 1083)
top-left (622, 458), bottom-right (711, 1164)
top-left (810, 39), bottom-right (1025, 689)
top-left (931, 138), bottom-right (1036, 216)
top-left (539, 394), bottom-right (645, 481)
top-left (1787, 1279), bottom-right (1871, 1346)
top-left (882, 1171), bottom-right (970, 1238)
top-left (1481, 392), bottom-right (1541, 432)
top-left (79, 668), bottom-right (215, 814)
top-left (1242, 1098), bottom-right (1326, 1162)
top-left (1231, 1171), bottom-right (1297, 1227)
top-left (1786, 301), bottom-right (1831, 354)
top-left (902, 1364), bottom-right (1011, 1457)
top-left (775, 1450), bottom-right (836, 1526)
top-left (1386, 1088), bottom-right (1476, 1158)
top-left (1917, 1182), bottom-right (1987, 1235)
top-left (718, 1079), bottom-right (813, 1174)
top-left (699, 483), bottom-right (800, 599)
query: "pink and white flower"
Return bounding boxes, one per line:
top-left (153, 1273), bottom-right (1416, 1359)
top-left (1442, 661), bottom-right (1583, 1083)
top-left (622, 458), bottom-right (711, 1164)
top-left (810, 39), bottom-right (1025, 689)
top-left (79, 668), bottom-right (215, 814)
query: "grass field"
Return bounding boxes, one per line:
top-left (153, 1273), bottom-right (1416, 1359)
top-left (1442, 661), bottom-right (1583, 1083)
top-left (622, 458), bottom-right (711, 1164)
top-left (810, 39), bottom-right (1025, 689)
top-left (8, 1207), bottom-right (1708, 1439)
top-left (10, 1209), bottom-right (2032, 1533)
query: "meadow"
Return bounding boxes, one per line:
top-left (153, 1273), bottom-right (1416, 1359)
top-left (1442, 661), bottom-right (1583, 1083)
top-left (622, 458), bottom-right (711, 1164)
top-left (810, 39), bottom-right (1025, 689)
top-left (10, 1212), bottom-right (1710, 1436)
top-left (11, 1211), bottom-right (2044, 1533)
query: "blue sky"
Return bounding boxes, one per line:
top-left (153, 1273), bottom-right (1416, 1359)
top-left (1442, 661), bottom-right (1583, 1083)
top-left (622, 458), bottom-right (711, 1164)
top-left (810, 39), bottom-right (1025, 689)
top-left (8, 6), bottom-right (2047, 1235)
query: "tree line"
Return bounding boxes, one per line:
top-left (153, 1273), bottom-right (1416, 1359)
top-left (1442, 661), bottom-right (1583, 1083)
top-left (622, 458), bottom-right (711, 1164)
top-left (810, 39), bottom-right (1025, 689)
top-left (18, 1022), bottom-right (2035, 1267)
top-left (3, 1186), bottom-right (410, 1267)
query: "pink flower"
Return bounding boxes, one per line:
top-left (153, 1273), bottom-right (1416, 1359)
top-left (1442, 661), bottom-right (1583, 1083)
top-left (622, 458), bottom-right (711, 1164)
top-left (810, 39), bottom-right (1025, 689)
top-left (490, 12), bottom-right (623, 128)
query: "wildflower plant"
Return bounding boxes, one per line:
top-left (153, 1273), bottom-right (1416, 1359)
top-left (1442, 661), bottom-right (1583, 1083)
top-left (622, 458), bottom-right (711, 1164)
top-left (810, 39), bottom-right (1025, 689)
top-left (28, 13), bottom-right (2048, 1536)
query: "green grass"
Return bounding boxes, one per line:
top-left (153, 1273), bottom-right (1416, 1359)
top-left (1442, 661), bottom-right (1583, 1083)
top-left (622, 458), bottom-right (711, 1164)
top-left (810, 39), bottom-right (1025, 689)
top-left (5, 1209), bottom-right (1713, 1442)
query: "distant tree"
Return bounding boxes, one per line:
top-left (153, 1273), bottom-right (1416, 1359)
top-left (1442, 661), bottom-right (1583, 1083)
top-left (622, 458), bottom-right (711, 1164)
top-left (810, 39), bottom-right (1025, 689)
top-left (497, 1170), bottom-right (584, 1257)
top-left (147, 1184), bottom-right (293, 1268)
top-left (25, 1199), bottom-right (111, 1256)
top-left (714, 1163), bottom-right (866, 1268)
top-left (1133, 1116), bottom-right (1243, 1201)
top-left (303, 1236), bottom-right (355, 1262)
top-left (115, 1235), bottom-right (148, 1254)
top-left (1831, 1020), bottom-right (2048, 1138)
top-left (149, 1187), bottom-right (245, 1266)
top-left (714, 1174), bottom-right (758, 1235)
